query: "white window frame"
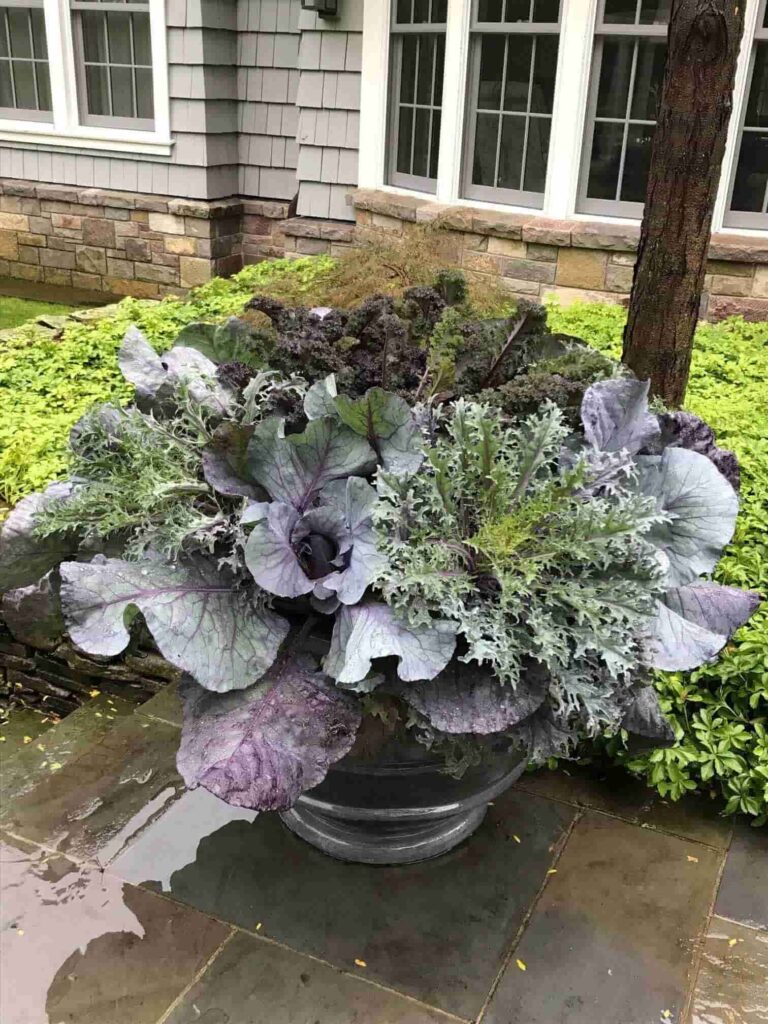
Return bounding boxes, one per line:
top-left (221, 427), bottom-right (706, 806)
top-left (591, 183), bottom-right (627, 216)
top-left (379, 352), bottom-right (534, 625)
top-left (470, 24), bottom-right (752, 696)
top-left (360, 0), bottom-right (768, 236)
top-left (0, 0), bottom-right (171, 155)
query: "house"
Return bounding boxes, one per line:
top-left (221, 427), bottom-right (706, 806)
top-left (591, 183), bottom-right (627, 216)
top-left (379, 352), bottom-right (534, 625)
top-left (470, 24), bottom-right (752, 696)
top-left (0, 0), bottom-right (765, 317)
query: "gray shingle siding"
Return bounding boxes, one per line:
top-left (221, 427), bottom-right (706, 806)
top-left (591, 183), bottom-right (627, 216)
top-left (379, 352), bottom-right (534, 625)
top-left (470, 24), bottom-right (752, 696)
top-left (0, 0), bottom-right (361, 213)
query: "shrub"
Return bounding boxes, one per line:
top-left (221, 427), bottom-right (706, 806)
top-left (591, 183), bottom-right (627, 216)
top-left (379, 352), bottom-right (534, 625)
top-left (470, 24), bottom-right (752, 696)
top-left (548, 303), bottom-right (768, 824)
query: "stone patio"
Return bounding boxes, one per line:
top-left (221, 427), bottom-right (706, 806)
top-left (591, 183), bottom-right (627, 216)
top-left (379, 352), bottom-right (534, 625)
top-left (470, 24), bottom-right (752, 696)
top-left (1, 688), bottom-right (766, 1024)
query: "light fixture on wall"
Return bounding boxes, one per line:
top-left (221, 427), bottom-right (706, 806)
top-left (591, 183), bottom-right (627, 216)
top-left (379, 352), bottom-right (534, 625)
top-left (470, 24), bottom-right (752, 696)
top-left (301, 0), bottom-right (338, 17)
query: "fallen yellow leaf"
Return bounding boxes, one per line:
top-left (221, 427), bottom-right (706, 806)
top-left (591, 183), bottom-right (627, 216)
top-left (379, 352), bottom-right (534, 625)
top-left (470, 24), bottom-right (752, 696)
top-left (513, 835), bottom-right (521, 844)
top-left (89, 690), bottom-right (100, 697)
top-left (354, 959), bottom-right (367, 968)
top-left (516, 959), bottom-right (527, 971)
top-left (23, 736), bottom-right (32, 744)
top-left (687, 855), bottom-right (699, 863)
top-left (17, 930), bottom-right (24, 937)
top-left (37, 744), bottom-right (45, 752)
top-left (49, 762), bottom-right (62, 771)
top-left (255, 922), bottom-right (262, 931)
top-left (728, 938), bottom-right (738, 947)
top-left (547, 869), bottom-right (557, 875)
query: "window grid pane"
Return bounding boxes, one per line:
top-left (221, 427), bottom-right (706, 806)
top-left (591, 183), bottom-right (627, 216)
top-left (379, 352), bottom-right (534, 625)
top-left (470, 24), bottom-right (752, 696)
top-left (729, 40), bottom-right (768, 218)
top-left (465, 0), bottom-right (561, 204)
top-left (73, 3), bottom-right (154, 124)
top-left (0, 4), bottom-right (51, 114)
top-left (579, 0), bottom-right (669, 214)
top-left (389, 0), bottom-right (446, 192)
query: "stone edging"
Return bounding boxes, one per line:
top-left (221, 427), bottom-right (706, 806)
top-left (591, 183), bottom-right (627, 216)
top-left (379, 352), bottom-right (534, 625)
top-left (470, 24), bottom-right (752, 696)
top-left (349, 188), bottom-right (768, 265)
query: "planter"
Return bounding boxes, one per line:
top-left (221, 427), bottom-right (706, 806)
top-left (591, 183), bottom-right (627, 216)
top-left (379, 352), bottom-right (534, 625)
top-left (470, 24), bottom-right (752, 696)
top-left (279, 733), bottom-right (527, 865)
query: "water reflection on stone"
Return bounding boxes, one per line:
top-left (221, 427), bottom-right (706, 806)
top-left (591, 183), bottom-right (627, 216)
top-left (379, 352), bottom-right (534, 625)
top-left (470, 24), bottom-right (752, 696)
top-left (691, 922), bottom-right (768, 1024)
top-left (0, 831), bottom-right (229, 1024)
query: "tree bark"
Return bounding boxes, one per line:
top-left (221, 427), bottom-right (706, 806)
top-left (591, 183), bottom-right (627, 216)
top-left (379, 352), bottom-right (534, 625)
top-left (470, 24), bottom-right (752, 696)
top-left (622, 0), bottom-right (745, 407)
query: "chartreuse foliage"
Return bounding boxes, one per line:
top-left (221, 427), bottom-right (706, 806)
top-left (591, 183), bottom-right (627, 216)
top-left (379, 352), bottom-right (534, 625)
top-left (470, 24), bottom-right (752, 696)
top-left (549, 302), bottom-right (768, 824)
top-left (0, 259), bottom-right (334, 505)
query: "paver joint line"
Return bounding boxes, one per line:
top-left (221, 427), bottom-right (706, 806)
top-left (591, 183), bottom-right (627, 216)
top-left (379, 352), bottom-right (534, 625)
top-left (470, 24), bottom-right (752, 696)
top-left (680, 843), bottom-right (730, 1023)
top-left (155, 929), bottom-right (237, 1024)
top-left (475, 808), bottom-right (584, 1024)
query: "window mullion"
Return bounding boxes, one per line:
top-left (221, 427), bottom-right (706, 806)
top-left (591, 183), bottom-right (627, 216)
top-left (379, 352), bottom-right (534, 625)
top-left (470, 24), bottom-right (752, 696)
top-left (544, 0), bottom-right (599, 217)
top-left (434, 0), bottom-right (471, 201)
top-left (614, 37), bottom-right (639, 201)
top-left (43, 0), bottom-right (74, 130)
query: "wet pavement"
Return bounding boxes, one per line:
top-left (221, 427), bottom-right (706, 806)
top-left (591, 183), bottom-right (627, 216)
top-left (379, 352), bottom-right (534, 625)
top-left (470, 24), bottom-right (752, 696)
top-left (1, 687), bottom-right (765, 1024)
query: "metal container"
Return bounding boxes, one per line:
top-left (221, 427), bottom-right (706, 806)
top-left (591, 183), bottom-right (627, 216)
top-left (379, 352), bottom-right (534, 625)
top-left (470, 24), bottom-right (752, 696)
top-left (280, 734), bottom-right (526, 865)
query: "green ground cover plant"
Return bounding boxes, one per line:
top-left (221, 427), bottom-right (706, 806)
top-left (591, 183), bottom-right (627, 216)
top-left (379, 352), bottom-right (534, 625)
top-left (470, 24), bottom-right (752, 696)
top-left (549, 303), bottom-right (768, 824)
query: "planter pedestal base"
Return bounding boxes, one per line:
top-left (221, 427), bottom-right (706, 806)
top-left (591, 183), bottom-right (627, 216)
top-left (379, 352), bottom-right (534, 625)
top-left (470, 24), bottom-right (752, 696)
top-left (280, 802), bottom-right (488, 865)
top-left (278, 741), bottom-right (527, 865)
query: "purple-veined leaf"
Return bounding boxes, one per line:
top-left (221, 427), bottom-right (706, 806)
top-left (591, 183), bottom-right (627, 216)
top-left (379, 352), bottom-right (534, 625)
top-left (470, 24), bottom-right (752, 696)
top-left (304, 374), bottom-right (338, 420)
top-left (334, 387), bottom-right (424, 477)
top-left (325, 601), bottom-right (457, 684)
top-left (202, 423), bottom-right (262, 499)
top-left (177, 655), bottom-right (361, 811)
top-left (318, 478), bottom-right (385, 605)
top-left (635, 447), bottom-right (739, 587)
top-left (649, 581), bottom-right (761, 671)
top-left (247, 416), bottom-right (376, 512)
top-left (397, 659), bottom-right (548, 734)
top-left (59, 556), bottom-right (288, 692)
top-left (581, 379), bottom-right (660, 455)
top-left (620, 684), bottom-right (675, 749)
top-left (0, 483), bottom-right (76, 592)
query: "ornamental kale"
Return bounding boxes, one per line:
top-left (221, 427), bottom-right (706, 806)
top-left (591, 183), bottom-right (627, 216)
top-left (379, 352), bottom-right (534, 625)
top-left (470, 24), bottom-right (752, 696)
top-left (0, 287), bottom-right (759, 814)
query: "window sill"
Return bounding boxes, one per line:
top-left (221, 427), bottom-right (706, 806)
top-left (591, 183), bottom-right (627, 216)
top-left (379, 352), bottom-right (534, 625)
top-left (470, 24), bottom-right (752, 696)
top-left (0, 121), bottom-right (173, 157)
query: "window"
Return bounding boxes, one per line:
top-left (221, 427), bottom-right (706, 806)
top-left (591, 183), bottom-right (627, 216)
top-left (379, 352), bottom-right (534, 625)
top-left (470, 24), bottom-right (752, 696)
top-left (0, 0), bottom-right (168, 153)
top-left (463, 0), bottom-right (561, 206)
top-left (726, 0), bottom-right (768, 228)
top-left (388, 0), bottom-right (447, 193)
top-left (71, 0), bottom-right (154, 128)
top-left (0, 1), bottom-right (51, 120)
top-left (578, 0), bottom-right (669, 216)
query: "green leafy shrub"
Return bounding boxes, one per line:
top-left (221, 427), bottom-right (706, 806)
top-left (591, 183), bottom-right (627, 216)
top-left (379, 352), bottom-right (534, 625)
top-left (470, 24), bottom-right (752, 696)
top-left (548, 302), bottom-right (768, 824)
top-left (0, 259), bottom-right (334, 505)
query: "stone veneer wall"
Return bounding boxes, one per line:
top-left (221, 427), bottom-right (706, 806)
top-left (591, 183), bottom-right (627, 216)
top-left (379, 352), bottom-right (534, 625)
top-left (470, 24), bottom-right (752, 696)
top-left (349, 190), bottom-right (768, 322)
top-left (0, 179), bottom-right (293, 300)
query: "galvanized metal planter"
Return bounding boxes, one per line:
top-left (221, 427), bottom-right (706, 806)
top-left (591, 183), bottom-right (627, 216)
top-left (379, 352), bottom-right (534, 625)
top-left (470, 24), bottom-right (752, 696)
top-left (280, 735), bottom-right (526, 865)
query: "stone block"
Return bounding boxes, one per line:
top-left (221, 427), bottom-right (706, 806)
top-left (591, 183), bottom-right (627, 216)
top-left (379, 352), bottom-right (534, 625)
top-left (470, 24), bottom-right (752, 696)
top-left (107, 257), bottom-right (134, 278)
top-left (501, 258), bottom-right (557, 283)
top-left (8, 261), bottom-right (42, 282)
top-left (131, 210), bottom-right (150, 224)
top-left (135, 262), bottom-right (178, 285)
top-left (124, 237), bottom-right (152, 261)
top-left (35, 184), bottom-right (79, 203)
top-left (460, 233), bottom-right (490, 252)
top-left (1, 195), bottom-right (40, 215)
top-left (555, 248), bottom-right (609, 290)
top-left (319, 222), bottom-right (355, 242)
top-left (0, 180), bottom-right (37, 197)
top-left (28, 216), bottom-right (52, 235)
top-left (0, 211), bottom-right (28, 231)
top-left (148, 212), bottom-right (186, 235)
top-left (471, 211), bottom-right (527, 240)
top-left (351, 188), bottom-right (424, 223)
top-left (184, 218), bottom-right (212, 239)
top-left (296, 237), bottom-right (330, 255)
top-left (570, 221), bottom-right (639, 251)
top-left (42, 201), bottom-right (96, 217)
top-left (604, 263), bottom-right (634, 293)
top-left (106, 208), bottom-right (131, 221)
top-left (706, 258), bottom-right (754, 277)
top-left (282, 218), bottom-right (321, 239)
top-left (48, 237), bottom-right (77, 252)
top-left (522, 219), bottom-right (572, 246)
top-left (114, 221), bottom-right (139, 239)
top-left (103, 276), bottom-right (160, 298)
top-left (525, 242), bottom-right (559, 262)
top-left (610, 253), bottom-right (636, 267)
top-left (51, 213), bottom-right (82, 231)
top-left (71, 271), bottom-right (103, 291)
top-left (40, 248), bottom-right (76, 270)
top-left (462, 250), bottom-right (503, 275)
top-left (82, 218), bottom-right (115, 248)
top-left (709, 234), bottom-right (768, 263)
top-left (330, 241), bottom-right (354, 257)
top-left (133, 195), bottom-right (170, 213)
top-left (76, 246), bottom-right (107, 275)
top-left (179, 256), bottom-right (213, 288)
top-left (153, 252), bottom-right (181, 269)
top-left (542, 285), bottom-right (624, 307)
top-left (753, 265), bottom-right (768, 298)
top-left (17, 245), bottom-right (38, 265)
top-left (0, 229), bottom-right (19, 260)
top-left (214, 254), bottom-right (242, 278)
top-left (710, 274), bottom-right (753, 297)
top-left (241, 199), bottom-right (290, 219)
top-left (164, 235), bottom-right (197, 256)
top-left (496, 276), bottom-right (541, 296)
top-left (18, 232), bottom-right (46, 247)
top-left (371, 213), bottom-right (403, 233)
top-left (78, 188), bottom-right (134, 209)
top-left (242, 214), bottom-right (273, 237)
top-left (43, 267), bottom-right (72, 286)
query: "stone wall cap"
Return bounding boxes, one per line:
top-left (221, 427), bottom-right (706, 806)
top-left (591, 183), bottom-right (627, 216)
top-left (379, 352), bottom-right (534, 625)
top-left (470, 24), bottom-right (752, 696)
top-left (241, 199), bottom-right (291, 219)
top-left (78, 188), bottom-right (135, 209)
top-left (283, 217), bottom-right (356, 241)
top-left (709, 233), bottom-right (768, 264)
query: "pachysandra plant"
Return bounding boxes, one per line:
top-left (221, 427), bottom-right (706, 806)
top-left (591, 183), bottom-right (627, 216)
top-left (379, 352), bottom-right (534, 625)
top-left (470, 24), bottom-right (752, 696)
top-left (0, 283), bottom-right (760, 813)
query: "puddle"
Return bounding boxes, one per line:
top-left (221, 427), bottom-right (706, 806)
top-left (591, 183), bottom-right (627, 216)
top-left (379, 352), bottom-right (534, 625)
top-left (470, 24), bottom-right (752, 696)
top-left (691, 922), bottom-right (768, 1024)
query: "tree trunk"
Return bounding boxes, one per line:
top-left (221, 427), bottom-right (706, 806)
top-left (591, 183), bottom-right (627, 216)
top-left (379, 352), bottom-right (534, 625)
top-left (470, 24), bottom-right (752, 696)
top-left (622, 0), bottom-right (745, 407)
